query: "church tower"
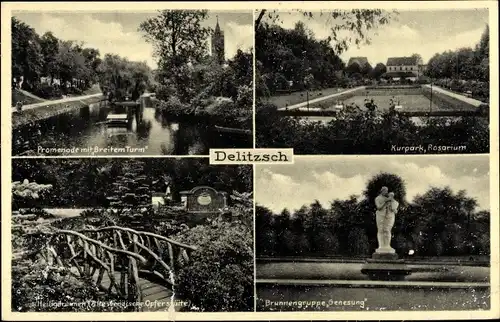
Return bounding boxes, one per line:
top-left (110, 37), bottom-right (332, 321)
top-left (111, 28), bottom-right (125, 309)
top-left (211, 15), bottom-right (225, 64)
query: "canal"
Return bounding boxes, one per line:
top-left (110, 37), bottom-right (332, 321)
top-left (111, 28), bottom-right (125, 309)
top-left (12, 102), bottom-right (252, 156)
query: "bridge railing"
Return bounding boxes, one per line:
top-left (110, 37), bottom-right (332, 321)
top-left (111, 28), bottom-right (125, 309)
top-left (79, 226), bottom-right (197, 285)
top-left (41, 229), bottom-right (147, 304)
top-left (34, 226), bottom-right (197, 307)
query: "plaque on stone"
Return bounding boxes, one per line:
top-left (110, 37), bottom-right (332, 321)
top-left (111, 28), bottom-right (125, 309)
top-left (180, 186), bottom-right (227, 213)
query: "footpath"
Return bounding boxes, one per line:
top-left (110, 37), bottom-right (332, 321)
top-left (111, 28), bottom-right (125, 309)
top-left (277, 87), bottom-right (365, 110)
top-left (422, 84), bottom-right (486, 108)
top-left (13, 93), bottom-right (104, 113)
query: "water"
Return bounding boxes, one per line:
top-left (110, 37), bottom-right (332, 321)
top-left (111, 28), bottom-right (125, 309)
top-left (12, 103), bottom-right (251, 156)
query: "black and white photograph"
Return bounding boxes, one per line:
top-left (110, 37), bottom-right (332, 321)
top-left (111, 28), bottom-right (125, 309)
top-left (255, 156), bottom-right (490, 311)
top-left (11, 10), bottom-right (253, 156)
top-left (255, 9), bottom-right (490, 154)
top-left (2, 1), bottom-right (499, 321)
top-left (11, 158), bottom-right (254, 312)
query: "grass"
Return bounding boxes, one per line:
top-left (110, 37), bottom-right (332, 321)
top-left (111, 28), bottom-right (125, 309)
top-left (12, 84), bottom-right (102, 107)
top-left (12, 89), bottom-right (45, 106)
top-left (264, 87), bottom-right (346, 108)
top-left (12, 95), bottom-right (105, 129)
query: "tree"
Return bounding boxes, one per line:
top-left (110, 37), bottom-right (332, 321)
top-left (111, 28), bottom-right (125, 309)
top-left (363, 172), bottom-right (407, 206)
top-left (361, 62), bottom-right (373, 77)
top-left (139, 10), bottom-right (211, 73)
top-left (347, 226), bottom-right (370, 255)
top-left (256, 9), bottom-right (396, 55)
top-left (97, 54), bottom-right (152, 101)
top-left (411, 53), bottom-right (423, 65)
top-left (424, 25), bottom-right (489, 82)
top-left (81, 47), bottom-right (102, 86)
top-left (39, 32), bottom-right (60, 84)
top-left (475, 24), bottom-right (489, 82)
top-left (371, 62), bottom-right (387, 79)
top-left (346, 61), bottom-right (362, 76)
top-left (56, 40), bottom-right (87, 89)
top-left (411, 187), bottom-right (480, 256)
top-left (12, 17), bottom-right (44, 88)
top-left (255, 205), bottom-right (277, 255)
top-left (139, 10), bottom-right (214, 103)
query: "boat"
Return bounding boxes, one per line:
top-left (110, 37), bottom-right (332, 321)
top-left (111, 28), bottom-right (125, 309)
top-left (106, 113), bottom-right (129, 126)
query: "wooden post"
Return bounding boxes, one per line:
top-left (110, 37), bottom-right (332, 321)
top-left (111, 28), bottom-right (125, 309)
top-left (306, 90), bottom-right (309, 111)
top-left (429, 82), bottom-right (433, 114)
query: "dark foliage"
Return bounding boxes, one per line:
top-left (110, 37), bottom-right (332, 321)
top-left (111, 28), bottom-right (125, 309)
top-left (173, 218), bottom-right (254, 312)
top-left (256, 175), bottom-right (490, 258)
top-left (255, 101), bottom-right (489, 154)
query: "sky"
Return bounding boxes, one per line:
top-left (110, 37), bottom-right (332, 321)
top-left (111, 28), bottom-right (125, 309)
top-left (255, 155), bottom-right (490, 213)
top-left (262, 8), bottom-right (489, 66)
top-left (13, 10), bottom-right (254, 69)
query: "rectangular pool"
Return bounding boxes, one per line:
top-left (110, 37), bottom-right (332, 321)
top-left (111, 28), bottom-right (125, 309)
top-left (343, 95), bottom-right (434, 112)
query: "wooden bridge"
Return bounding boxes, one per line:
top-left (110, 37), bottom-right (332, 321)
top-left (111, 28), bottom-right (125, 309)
top-left (33, 226), bottom-right (197, 312)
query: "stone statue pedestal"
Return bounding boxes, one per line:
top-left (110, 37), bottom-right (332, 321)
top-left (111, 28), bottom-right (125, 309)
top-left (361, 252), bottom-right (412, 281)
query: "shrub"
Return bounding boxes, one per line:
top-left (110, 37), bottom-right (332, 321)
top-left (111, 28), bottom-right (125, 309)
top-left (236, 84), bottom-right (252, 109)
top-left (156, 95), bottom-right (192, 116)
top-left (12, 258), bottom-right (132, 312)
top-left (417, 76), bottom-right (431, 84)
top-left (256, 100), bottom-right (489, 154)
top-left (12, 180), bottom-right (53, 210)
top-left (173, 219), bottom-right (253, 311)
top-left (32, 84), bottom-right (62, 99)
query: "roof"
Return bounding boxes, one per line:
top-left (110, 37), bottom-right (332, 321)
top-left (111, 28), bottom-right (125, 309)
top-left (214, 15), bottom-right (223, 35)
top-left (348, 57), bottom-right (368, 67)
top-left (387, 57), bottom-right (418, 66)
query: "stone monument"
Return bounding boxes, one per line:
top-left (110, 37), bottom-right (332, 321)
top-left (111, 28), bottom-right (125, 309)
top-left (180, 186), bottom-right (227, 214)
top-left (361, 186), bottom-right (412, 280)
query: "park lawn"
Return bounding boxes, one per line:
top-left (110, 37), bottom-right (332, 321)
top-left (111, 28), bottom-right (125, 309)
top-left (265, 87), bottom-right (345, 108)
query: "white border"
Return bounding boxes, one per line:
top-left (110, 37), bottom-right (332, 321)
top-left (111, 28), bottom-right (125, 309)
top-left (2, 1), bottom-right (499, 321)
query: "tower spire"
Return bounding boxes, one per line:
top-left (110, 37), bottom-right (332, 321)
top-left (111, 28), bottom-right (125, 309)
top-left (215, 14), bottom-right (221, 33)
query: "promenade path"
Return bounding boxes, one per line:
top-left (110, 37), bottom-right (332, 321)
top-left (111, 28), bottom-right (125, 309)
top-left (422, 84), bottom-right (486, 107)
top-left (277, 87), bottom-right (365, 111)
top-left (12, 93), bottom-right (104, 113)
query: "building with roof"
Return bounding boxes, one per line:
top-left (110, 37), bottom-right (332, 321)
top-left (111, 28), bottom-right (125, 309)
top-left (385, 56), bottom-right (424, 81)
top-left (211, 16), bottom-right (225, 64)
top-left (347, 57), bottom-right (369, 68)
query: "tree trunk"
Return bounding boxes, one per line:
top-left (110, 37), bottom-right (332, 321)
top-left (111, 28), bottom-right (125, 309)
top-left (255, 10), bottom-right (266, 30)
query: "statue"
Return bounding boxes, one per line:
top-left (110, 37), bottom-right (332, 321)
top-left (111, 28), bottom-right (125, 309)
top-left (361, 186), bottom-right (411, 280)
top-left (374, 187), bottom-right (399, 254)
